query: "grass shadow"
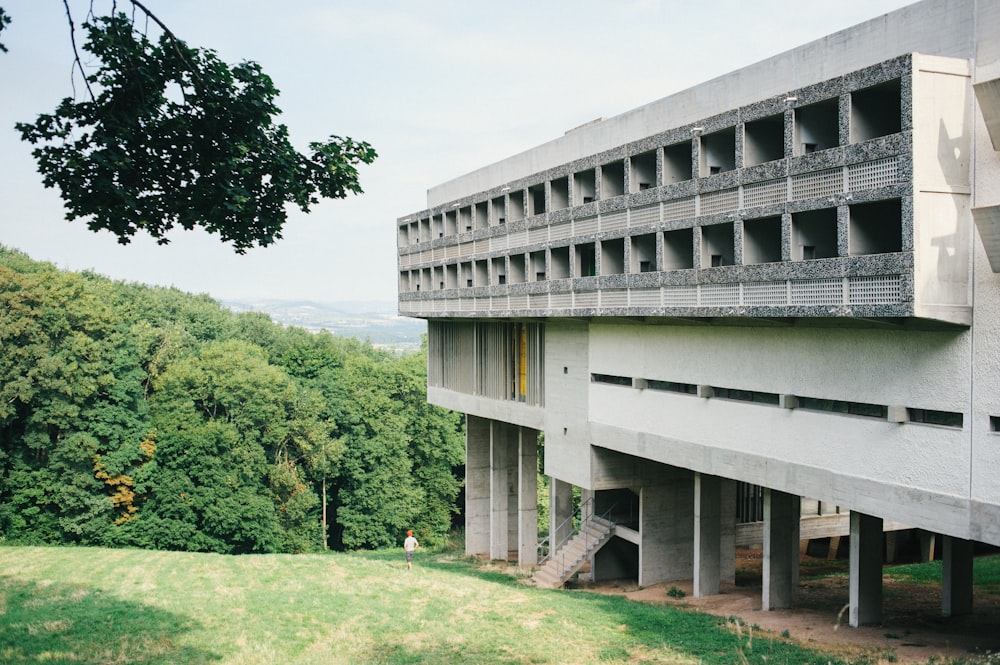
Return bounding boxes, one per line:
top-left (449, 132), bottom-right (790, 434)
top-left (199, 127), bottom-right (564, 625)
top-left (349, 549), bottom-right (849, 664)
top-left (0, 574), bottom-right (218, 664)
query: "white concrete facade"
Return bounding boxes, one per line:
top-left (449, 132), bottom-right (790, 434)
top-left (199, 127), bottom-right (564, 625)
top-left (398, 0), bottom-right (1000, 627)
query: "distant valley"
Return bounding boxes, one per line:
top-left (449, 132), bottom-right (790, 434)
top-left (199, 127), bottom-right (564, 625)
top-left (223, 299), bottom-right (426, 353)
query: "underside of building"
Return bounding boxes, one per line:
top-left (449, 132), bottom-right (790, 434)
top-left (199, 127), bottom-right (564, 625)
top-left (396, 0), bottom-right (1000, 628)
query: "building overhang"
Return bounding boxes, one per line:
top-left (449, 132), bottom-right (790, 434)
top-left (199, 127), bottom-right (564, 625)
top-left (972, 205), bottom-right (1000, 273)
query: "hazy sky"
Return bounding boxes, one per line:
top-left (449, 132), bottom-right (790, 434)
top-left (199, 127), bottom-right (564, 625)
top-left (0, 0), bottom-right (916, 304)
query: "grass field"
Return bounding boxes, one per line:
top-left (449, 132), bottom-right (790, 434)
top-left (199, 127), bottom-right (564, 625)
top-left (0, 543), bottom-right (862, 665)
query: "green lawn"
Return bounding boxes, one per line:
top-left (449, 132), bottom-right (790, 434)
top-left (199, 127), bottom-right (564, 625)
top-left (0, 545), bottom-right (865, 664)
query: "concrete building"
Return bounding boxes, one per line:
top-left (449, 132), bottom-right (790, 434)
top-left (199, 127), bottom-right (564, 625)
top-left (395, 0), bottom-right (1000, 627)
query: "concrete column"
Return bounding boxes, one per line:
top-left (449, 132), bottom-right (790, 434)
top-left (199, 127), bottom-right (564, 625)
top-left (694, 473), bottom-right (722, 597)
top-left (762, 489), bottom-right (800, 611)
top-left (465, 415), bottom-right (491, 556)
top-left (942, 536), bottom-right (974, 617)
top-left (885, 531), bottom-right (902, 563)
top-left (720, 479), bottom-right (737, 585)
top-left (580, 488), bottom-right (594, 521)
top-left (849, 511), bottom-right (883, 627)
top-left (518, 428), bottom-right (538, 565)
top-left (550, 478), bottom-right (574, 550)
top-left (490, 421), bottom-right (512, 561)
top-left (638, 472), bottom-right (694, 587)
top-left (918, 530), bottom-right (937, 562)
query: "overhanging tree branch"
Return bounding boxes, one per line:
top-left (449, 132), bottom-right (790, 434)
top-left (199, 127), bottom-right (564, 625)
top-left (62, 0), bottom-right (95, 99)
top-left (4, 2), bottom-right (377, 252)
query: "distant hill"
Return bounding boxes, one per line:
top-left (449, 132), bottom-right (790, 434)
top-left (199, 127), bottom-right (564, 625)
top-left (223, 299), bottom-right (426, 352)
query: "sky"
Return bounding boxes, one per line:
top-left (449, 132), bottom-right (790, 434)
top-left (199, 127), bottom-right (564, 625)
top-left (0, 0), bottom-right (917, 304)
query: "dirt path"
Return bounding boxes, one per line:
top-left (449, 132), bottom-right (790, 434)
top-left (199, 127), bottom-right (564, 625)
top-left (571, 551), bottom-right (1000, 664)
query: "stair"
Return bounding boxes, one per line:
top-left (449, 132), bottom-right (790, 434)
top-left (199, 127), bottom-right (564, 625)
top-left (529, 517), bottom-right (615, 589)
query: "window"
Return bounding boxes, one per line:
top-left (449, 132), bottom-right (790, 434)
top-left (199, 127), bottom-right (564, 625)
top-left (600, 238), bottom-right (625, 275)
top-left (664, 141), bottom-right (693, 184)
top-left (551, 177), bottom-right (569, 210)
top-left (601, 161), bottom-right (625, 198)
top-left (576, 243), bottom-right (597, 277)
top-left (792, 209), bottom-right (838, 260)
top-left (794, 98), bottom-right (839, 155)
top-left (550, 246), bottom-right (570, 279)
top-left (849, 199), bottom-right (902, 256)
top-left (574, 169), bottom-right (596, 204)
top-left (630, 234), bottom-right (657, 273)
top-left (630, 151), bottom-right (657, 193)
top-left (851, 79), bottom-right (902, 143)
top-left (528, 183), bottom-right (546, 216)
top-left (743, 216), bottom-right (782, 265)
top-left (474, 201), bottom-right (488, 230)
top-left (490, 196), bottom-right (505, 226)
top-left (508, 190), bottom-right (525, 221)
top-left (744, 114), bottom-right (785, 166)
top-left (799, 397), bottom-right (887, 419)
top-left (908, 409), bottom-right (963, 429)
top-left (712, 387), bottom-right (780, 405)
top-left (663, 228), bottom-right (694, 270)
top-left (647, 380), bottom-right (697, 395)
top-left (702, 223), bottom-right (735, 267)
top-left (699, 127), bottom-right (737, 176)
top-left (592, 373), bottom-right (632, 386)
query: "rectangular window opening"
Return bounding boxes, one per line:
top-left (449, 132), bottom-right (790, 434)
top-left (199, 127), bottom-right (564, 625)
top-left (712, 387), bottom-right (780, 405)
top-left (908, 408), bottom-right (963, 429)
top-left (647, 380), bottom-right (698, 395)
top-left (799, 397), bottom-right (887, 419)
top-left (591, 373), bottom-right (632, 386)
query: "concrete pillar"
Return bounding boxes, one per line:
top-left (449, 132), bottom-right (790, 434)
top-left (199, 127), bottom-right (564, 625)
top-left (465, 415), bottom-right (491, 556)
top-left (489, 421), bottom-right (512, 561)
top-left (518, 428), bottom-right (538, 565)
top-left (694, 473), bottom-right (721, 597)
top-left (918, 530), bottom-right (937, 562)
top-left (762, 489), bottom-right (800, 611)
top-left (638, 472), bottom-right (694, 587)
top-left (885, 531), bottom-right (899, 564)
top-left (550, 478), bottom-right (574, 550)
top-left (720, 479), bottom-right (737, 585)
top-left (942, 536), bottom-right (974, 618)
top-left (849, 512), bottom-right (883, 627)
top-left (581, 488), bottom-right (594, 521)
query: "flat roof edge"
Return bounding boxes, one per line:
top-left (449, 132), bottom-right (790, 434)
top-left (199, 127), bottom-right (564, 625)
top-left (426, 0), bottom-right (973, 209)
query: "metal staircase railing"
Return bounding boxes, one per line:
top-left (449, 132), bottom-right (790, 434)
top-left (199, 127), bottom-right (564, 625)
top-left (533, 498), bottom-right (618, 587)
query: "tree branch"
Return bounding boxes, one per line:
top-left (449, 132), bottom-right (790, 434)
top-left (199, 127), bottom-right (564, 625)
top-left (62, 0), bottom-right (95, 100)
top-left (125, 0), bottom-right (204, 88)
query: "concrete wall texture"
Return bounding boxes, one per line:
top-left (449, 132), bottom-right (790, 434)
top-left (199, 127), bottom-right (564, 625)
top-left (398, 0), bottom-right (1000, 625)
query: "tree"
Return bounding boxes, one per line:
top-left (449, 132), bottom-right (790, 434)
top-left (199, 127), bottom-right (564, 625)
top-left (0, 7), bottom-right (10, 53)
top-left (139, 339), bottom-right (338, 553)
top-left (3, 2), bottom-right (376, 252)
top-left (0, 264), bottom-right (151, 545)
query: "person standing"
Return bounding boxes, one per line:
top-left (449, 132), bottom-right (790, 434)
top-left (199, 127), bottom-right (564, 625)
top-left (403, 530), bottom-right (419, 570)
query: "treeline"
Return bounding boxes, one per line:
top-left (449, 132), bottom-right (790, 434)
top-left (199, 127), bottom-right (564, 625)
top-left (0, 247), bottom-right (464, 554)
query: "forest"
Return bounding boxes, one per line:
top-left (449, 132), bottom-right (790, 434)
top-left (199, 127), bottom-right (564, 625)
top-left (0, 246), bottom-right (465, 554)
